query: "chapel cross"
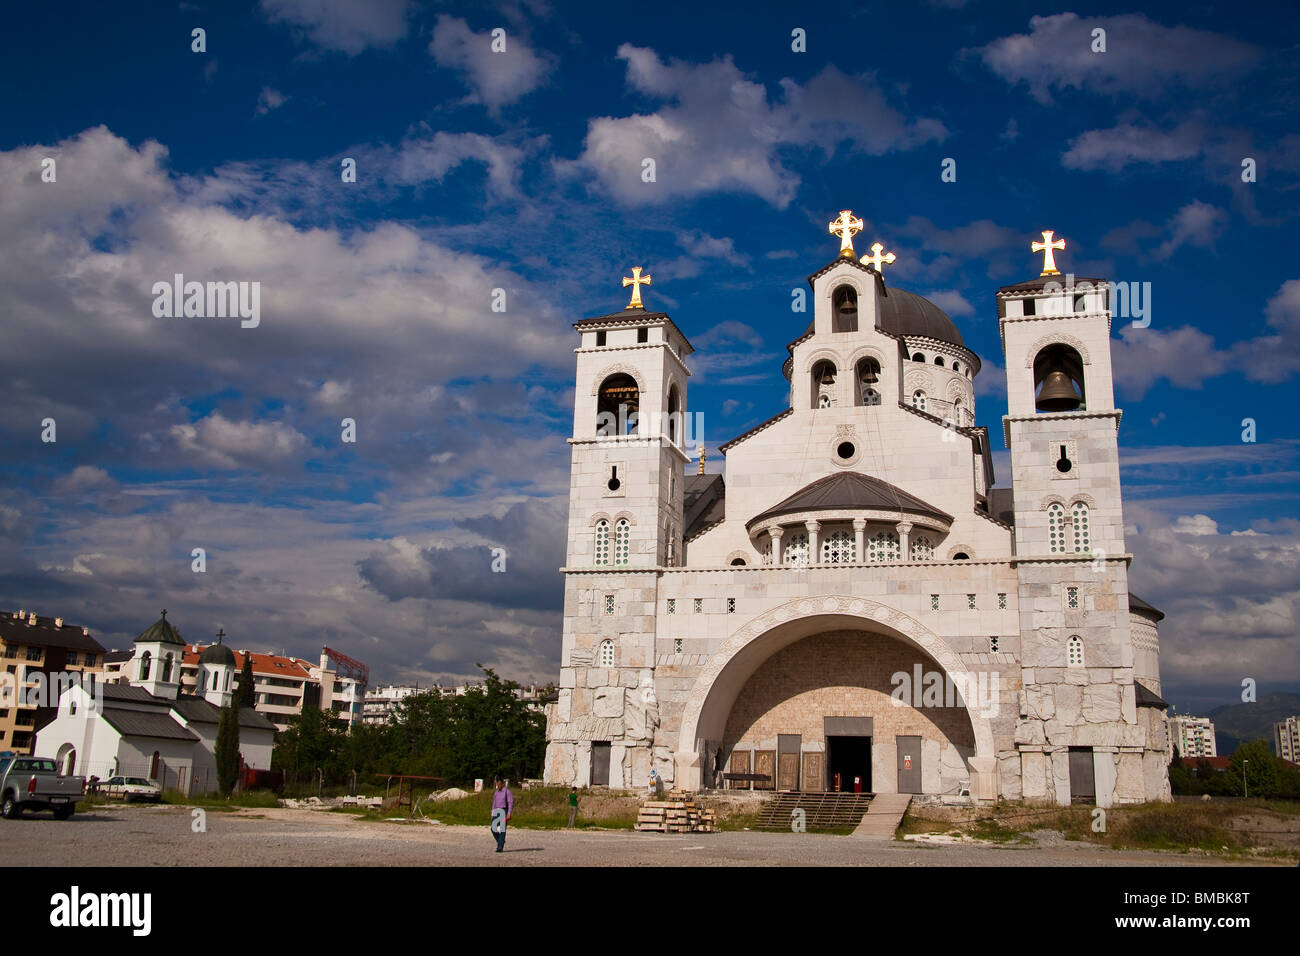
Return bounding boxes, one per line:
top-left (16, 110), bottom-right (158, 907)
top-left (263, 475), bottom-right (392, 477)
top-left (1031, 230), bottom-right (1066, 276)
top-left (215, 627), bottom-right (225, 644)
top-left (622, 266), bottom-right (652, 309)
top-left (861, 241), bottom-right (896, 274)
top-left (828, 209), bottom-right (864, 258)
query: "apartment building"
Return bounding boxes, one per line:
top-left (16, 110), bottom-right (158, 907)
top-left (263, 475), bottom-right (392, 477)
top-left (0, 609), bottom-right (106, 755)
top-left (1170, 715), bottom-right (1218, 758)
top-left (1275, 715), bottom-right (1300, 763)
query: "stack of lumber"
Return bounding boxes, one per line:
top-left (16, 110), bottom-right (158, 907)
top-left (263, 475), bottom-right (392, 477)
top-left (635, 790), bottom-right (716, 833)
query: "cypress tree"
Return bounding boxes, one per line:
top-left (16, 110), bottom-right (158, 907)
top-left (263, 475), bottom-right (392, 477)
top-left (216, 702), bottom-right (241, 797)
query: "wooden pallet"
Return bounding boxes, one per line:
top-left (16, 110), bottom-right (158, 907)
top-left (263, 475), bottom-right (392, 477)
top-left (635, 791), bottom-right (717, 833)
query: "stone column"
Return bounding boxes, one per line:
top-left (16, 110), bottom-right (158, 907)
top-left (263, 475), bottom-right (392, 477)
top-left (853, 518), bottom-right (866, 563)
top-left (769, 527), bottom-right (784, 566)
top-left (896, 521), bottom-right (912, 561)
top-left (806, 520), bottom-right (821, 565)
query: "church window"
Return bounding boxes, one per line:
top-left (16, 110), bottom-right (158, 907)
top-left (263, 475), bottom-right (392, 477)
top-left (595, 330), bottom-right (606, 347)
top-left (673, 638), bottom-right (682, 654)
top-left (225, 671), bottom-right (231, 691)
top-left (1022, 298), bottom-right (1036, 316)
top-left (856, 358), bottom-right (881, 407)
top-left (594, 520), bottom-right (610, 565)
top-left (614, 519), bottom-right (630, 565)
top-left (952, 361), bottom-right (960, 373)
top-left (70, 698), bottom-right (77, 716)
top-left (862, 387), bottom-right (880, 406)
top-left (934, 356), bottom-right (944, 367)
top-left (930, 594), bottom-right (939, 611)
top-left (910, 535), bottom-right (934, 561)
top-left (604, 595), bottom-right (614, 615)
top-left (784, 533), bottom-right (809, 567)
top-left (667, 599), bottom-right (676, 614)
top-left (694, 598), bottom-right (703, 613)
top-left (967, 594), bottom-right (976, 609)
top-left (138, 651), bottom-right (152, 682)
top-left (1074, 294), bottom-right (1087, 313)
top-left (989, 636), bottom-right (999, 653)
top-left (912, 390), bottom-right (927, 411)
top-left (666, 386), bottom-right (681, 444)
top-left (812, 360), bottom-right (837, 409)
top-left (1067, 635), bottom-right (1084, 667)
top-left (819, 394), bottom-right (831, 408)
top-left (866, 530), bottom-right (900, 562)
top-left (998, 592), bottom-right (1007, 609)
top-left (161, 654), bottom-right (173, 682)
top-left (598, 640), bottom-right (615, 667)
top-left (762, 541), bottom-right (773, 565)
top-left (952, 552), bottom-right (970, 560)
top-left (1047, 503), bottom-right (1066, 553)
top-left (597, 373), bottom-right (639, 436)
top-left (912, 353), bottom-right (925, 363)
top-left (1071, 502), bottom-right (1091, 552)
top-left (822, 529), bottom-right (855, 564)
top-left (832, 286), bottom-right (859, 332)
top-left (1067, 586), bottom-right (1079, 609)
top-left (729, 558), bottom-right (746, 566)
top-left (727, 598), bottom-right (736, 613)
top-left (836, 442), bottom-right (855, 460)
top-left (637, 327), bottom-right (648, 343)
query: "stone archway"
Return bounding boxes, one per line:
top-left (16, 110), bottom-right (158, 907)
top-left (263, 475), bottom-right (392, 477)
top-left (55, 743), bottom-right (76, 776)
top-left (673, 596), bottom-right (999, 800)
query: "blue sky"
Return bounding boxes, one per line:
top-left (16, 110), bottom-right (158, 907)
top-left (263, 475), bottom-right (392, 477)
top-left (1, 0), bottom-right (1297, 716)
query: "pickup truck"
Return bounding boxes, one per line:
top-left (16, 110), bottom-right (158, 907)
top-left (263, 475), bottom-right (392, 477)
top-left (0, 755), bottom-right (85, 819)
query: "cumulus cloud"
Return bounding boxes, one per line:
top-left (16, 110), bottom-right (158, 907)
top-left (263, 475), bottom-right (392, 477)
top-left (922, 290), bottom-right (975, 317)
top-left (169, 413), bottom-right (310, 471)
top-left (429, 15), bottom-right (554, 111)
top-left (563, 47), bottom-right (945, 208)
top-left (260, 0), bottom-right (412, 54)
top-left (1155, 200), bottom-right (1228, 259)
top-left (971, 13), bottom-right (1261, 103)
top-left (1062, 120), bottom-right (1204, 172)
top-left (255, 87), bottom-right (290, 116)
top-left (52, 466), bottom-right (116, 496)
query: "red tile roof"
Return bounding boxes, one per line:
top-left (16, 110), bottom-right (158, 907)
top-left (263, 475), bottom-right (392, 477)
top-left (181, 644), bottom-right (312, 680)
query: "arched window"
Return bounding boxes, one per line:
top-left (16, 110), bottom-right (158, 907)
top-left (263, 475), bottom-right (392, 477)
top-left (614, 519), bottom-right (630, 565)
top-left (666, 386), bottom-right (680, 445)
top-left (952, 552), bottom-right (970, 560)
top-left (867, 530), bottom-right (900, 562)
top-left (1071, 502), bottom-right (1091, 552)
top-left (1047, 503), bottom-right (1066, 554)
top-left (138, 651), bottom-right (152, 682)
top-left (161, 653), bottom-right (173, 682)
top-left (912, 390), bottom-right (927, 411)
top-left (934, 356), bottom-right (944, 367)
top-left (729, 557), bottom-right (746, 566)
top-left (1032, 344), bottom-right (1085, 413)
top-left (952, 361), bottom-right (960, 373)
top-left (225, 670), bottom-right (231, 691)
top-left (1067, 635), bottom-right (1084, 667)
top-left (762, 541), bottom-right (773, 565)
top-left (598, 639), bottom-right (615, 668)
top-left (821, 529), bottom-right (855, 564)
top-left (597, 373), bottom-right (639, 435)
top-left (831, 286), bottom-right (858, 333)
top-left (784, 533), bottom-right (809, 567)
top-left (855, 357), bottom-right (881, 406)
top-left (912, 352), bottom-right (925, 363)
top-left (811, 360), bottom-right (837, 409)
top-left (910, 535), bottom-right (934, 561)
top-left (594, 519), bottom-right (610, 565)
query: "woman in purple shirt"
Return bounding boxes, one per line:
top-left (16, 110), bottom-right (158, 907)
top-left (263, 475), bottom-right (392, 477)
top-left (490, 776), bottom-right (513, 853)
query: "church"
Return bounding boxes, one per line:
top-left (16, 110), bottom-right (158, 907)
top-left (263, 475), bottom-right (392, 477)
top-left (542, 210), bottom-right (1171, 807)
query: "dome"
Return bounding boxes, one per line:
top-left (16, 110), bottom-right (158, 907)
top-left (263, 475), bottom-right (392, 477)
top-left (747, 472), bottom-right (952, 531)
top-left (878, 288), bottom-right (964, 348)
top-left (198, 642), bottom-right (235, 666)
top-left (134, 610), bottom-right (185, 646)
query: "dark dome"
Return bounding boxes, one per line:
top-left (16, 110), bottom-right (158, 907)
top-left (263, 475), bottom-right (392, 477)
top-left (878, 288), bottom-right (964, 348)
top-left (134, 611), bottom-right (185, 647)
top-left (198, 642), bottom-right (235, 666)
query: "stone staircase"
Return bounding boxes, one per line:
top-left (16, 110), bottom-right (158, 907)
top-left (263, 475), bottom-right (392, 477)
top-left (754, 791), bottom-right (874, 831)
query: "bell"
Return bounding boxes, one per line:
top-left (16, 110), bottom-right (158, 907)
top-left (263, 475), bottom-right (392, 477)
top-left (837, 297), bottom-right (857, 316)
top-left (820, 368), bottom-right (836, 385)
top-left (860, 367), bottom-right (879, 385)
top-left (1036, 370), bottom-right (1082, 412)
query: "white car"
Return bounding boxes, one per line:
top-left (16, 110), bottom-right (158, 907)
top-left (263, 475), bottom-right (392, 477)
top-left (102, 776), bottom-right (162, 803)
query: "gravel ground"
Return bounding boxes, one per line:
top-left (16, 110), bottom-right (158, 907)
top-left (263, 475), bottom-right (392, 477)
top-left (1, 804), bottom-right (1287, 866)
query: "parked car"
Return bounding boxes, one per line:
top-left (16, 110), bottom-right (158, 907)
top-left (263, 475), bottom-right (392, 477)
top-left (101, 776), bottom-right (162, 803)
top-left (0, 755), bottom-right (85, 819)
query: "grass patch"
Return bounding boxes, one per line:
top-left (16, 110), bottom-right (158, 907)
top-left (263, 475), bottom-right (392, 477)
top-left (160, 789), bottom-right (282, 810)
top-left (1109, 803), bottom-right (1245, 853)
top-left (410, 787), bottom-right (640, 829)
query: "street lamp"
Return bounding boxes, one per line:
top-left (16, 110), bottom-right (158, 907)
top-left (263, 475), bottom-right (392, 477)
top-left (1242, 758), bottom-right (1249, 799)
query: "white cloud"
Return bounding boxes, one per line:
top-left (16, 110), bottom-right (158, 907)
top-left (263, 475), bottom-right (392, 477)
top-left (53, 466), bottom-right (115, 495)
top-left (260, 0), bottom-right (412, 54)
top-left (429, 15), bottom-right (553, 111)
top-left (922, 289), bottom-right (975, 317)
top-left (1062, 120), bottom-right (1203, 172)
top-left (255, 87), bottom-right (290, 116)
top-left (1156, 200), bottom-right (1228, 259)
top-left (972, 13), bottom-right (1260, 103)
top-left (1172, 514), bottom-right (1219, 535)
top-left (564, 47), bottom-right (945, 208)
top-left (170, 413), bottom-right (310, 470)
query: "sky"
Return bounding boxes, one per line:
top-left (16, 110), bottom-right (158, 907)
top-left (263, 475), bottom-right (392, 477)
top-left (0, 0), bottom-right (1297, 716)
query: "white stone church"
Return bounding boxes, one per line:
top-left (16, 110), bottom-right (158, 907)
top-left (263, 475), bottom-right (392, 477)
top-left (542, 213), bottom-right (1171, 806)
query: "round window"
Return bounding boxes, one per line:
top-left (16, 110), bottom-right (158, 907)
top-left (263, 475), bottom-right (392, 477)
top-left (837, 441), bottom-right (856, 460)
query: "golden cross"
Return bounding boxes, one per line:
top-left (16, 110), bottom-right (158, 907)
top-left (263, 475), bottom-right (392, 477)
top-left (622, 266), bottom-right (652, 309)
top-left (828, 209), bottom-right (864, 258)
top-left (1031, 230), bottom-right (1066, 276)
top-left (697, 445), bottom-right (707, 475)
top-left (860, 241), bottom-right (896, 274)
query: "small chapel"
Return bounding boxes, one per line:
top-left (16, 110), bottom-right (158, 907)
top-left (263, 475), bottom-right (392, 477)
top-left (542, 210), bottom-right (1171, 807)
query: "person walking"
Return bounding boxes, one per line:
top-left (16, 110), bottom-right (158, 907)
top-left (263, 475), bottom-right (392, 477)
top-left (567, 786), bottom-right (579, 828)
top-left (490, 776), bottom-right (513, 853)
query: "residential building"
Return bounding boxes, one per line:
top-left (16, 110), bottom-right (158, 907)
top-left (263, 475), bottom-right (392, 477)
top-left (0, 610), bottom-right (106, 755)
top-left (1170, 715), bottom-right (1218, 758)
top-left (1275, 715), bottom-right (1300, 763)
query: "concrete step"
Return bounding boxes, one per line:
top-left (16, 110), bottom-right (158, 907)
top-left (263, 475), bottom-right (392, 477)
top-left (851, 793), bottom-right (912, 840)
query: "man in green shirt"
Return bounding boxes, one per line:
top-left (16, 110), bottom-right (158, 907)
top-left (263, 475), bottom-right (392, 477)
top-left (567, 786), bottom-right (578, 828)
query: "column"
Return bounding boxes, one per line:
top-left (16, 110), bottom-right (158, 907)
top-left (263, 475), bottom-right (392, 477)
top-left (769, 527), bottom-right (784, 566)
top-left (896, 521), bottom-right (912, 561)
top-left (853, 518), bottom-right (866, 563)
top-left (806, 520), bottom-right (821, 565)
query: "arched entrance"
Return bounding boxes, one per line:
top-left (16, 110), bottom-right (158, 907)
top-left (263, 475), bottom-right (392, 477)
top-left (675, 598), bottom-right (999, 800)
top-left (55, 743), bottom-right (77, 776)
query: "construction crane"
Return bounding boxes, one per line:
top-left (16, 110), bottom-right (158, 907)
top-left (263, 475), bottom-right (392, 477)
top-left (322, 645), bottom-right (369, 686)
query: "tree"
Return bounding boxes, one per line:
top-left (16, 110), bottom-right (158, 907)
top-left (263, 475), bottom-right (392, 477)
top-left (235, 655), bottom-right (255, 707)
top-left (215, 702), bottom-right (241, 797)
top-left (1228, 739), bottom-right (1280, 797)
top-left (444, 666), bottom-right (546, 782)
top-left (273, 706), bottom-right (348, 785)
